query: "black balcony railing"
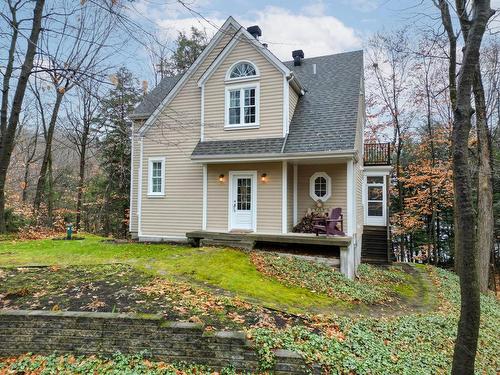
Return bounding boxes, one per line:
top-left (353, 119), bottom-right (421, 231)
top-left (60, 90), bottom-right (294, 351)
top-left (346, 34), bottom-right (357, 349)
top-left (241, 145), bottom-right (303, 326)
top-left (364, 143), bottom-right (391, 166)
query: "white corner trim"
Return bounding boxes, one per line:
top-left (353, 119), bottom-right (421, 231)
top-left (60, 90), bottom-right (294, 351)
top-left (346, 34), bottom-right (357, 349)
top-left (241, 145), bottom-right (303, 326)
top-left (283, 76), bottom-right (290, 137)
top-left (129, 126), bottom-right (135, 233)
top-left (282, 161), bottom-right (287, 234)
top-left (138, 17), bottom-right (240, 137)
top-left (309, 171), bottom-right (332, 202)
top-left (137, 137), bottom-right (144, 236)
top-left (200, 85), bottom-right (205, 141)
top-left (346, 160), bottom-right (354, 236)
top-left (293, 164), bottom-right (298, 226)
top-left (147, 156), bottom-right (166, 197)
top-left (202, 164), bottom-right (207, 230)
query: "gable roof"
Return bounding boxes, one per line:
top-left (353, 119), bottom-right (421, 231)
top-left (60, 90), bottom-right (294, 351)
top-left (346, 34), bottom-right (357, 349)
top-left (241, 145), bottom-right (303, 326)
top-left (190, 50), bottom-right (364, 158)
top-left (131, 74), bottom-right (182, 119)
top-left (135, 16), bottom-right (241, 135)
top-left (196, 27), bottom-right (291, 87)
top-left (283, 50), bottom-right (363, 154)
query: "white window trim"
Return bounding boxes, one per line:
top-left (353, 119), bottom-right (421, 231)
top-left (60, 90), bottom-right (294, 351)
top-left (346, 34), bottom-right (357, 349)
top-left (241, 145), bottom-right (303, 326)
top-left (224, 82), bottom-right (260, 129)
top-left (225, 60), bottom-right (260, 82)
top-left (309, 172), bottom-right (332, 202)
top-left (147, 157), bottom-right (165, 197)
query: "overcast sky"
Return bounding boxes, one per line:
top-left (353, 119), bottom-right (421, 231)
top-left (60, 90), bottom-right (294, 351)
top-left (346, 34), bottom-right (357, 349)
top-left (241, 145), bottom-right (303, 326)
top-left (121, 0), bottom-right (500, 84)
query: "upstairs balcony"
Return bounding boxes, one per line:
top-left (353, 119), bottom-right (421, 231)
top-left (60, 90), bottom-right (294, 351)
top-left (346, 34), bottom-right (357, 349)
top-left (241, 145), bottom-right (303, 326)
top-left (364, 143), bottom-right (391, 166)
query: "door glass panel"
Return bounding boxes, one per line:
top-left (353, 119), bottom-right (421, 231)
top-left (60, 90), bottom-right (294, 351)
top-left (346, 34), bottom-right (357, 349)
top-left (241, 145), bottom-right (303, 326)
top-left (237, 178), bottom-right (251, 210)
top-left (368, 186), bottom-right (383, 201)
top-left (368, 202), bottom-right (383, 216)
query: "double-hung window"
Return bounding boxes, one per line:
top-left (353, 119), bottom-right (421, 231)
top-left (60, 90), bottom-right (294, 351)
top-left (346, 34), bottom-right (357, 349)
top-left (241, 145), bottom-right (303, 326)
top-left (148, 157), bottom-right (165, 196)
top-left (226, 85), bottom-right (259, 128)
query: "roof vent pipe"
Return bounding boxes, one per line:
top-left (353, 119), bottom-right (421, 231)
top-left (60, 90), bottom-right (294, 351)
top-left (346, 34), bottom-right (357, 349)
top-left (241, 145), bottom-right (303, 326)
top-left (292, 50), bottom-right (304, 66)
top-left (313, 63), bottom-right (317, 75)
top-left (246, 25), bottom-right (262, 39)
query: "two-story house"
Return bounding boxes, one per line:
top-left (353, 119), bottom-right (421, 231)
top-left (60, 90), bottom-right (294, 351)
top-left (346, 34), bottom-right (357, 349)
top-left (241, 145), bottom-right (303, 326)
top-left (129, 17), bottom-right (392, 278)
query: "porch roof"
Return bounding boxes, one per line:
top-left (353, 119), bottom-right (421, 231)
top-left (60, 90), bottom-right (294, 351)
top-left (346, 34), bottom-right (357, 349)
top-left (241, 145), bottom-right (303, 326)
top-left (192, 137), bottom-right (285, 157)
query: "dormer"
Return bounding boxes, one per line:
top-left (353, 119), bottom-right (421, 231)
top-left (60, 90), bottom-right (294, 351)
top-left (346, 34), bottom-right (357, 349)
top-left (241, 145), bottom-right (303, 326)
top-left (197, 25), bottom-right (304, 142)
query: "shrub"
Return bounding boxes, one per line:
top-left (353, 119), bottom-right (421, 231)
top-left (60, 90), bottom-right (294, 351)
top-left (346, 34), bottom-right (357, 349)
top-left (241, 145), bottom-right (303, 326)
top-left (4, 208), bottom-right (30, 232)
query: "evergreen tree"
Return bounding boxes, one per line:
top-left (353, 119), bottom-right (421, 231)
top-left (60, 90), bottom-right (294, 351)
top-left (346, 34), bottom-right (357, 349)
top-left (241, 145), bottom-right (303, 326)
top-left (98, 67), bottom-right (141, 237)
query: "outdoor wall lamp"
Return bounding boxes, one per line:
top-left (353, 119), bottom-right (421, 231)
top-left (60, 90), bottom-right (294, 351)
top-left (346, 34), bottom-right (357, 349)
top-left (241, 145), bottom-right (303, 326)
top-left (219, 174), bottom-right (225, 182)
top-left (261, 173), bottom-right (267, 183)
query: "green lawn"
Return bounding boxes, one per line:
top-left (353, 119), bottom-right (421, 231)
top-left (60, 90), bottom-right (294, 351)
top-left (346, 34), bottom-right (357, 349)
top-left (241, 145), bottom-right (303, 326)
top-left (0, 235), bottom-right (333, 312)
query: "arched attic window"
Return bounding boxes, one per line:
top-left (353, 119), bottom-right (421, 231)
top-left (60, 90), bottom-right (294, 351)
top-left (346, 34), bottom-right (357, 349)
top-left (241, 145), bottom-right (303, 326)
top-left (227, 61), bottom-right (258, 80)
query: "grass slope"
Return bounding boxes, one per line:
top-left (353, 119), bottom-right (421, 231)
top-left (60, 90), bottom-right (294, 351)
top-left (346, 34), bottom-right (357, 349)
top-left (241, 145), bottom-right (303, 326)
top-left (0, 235), bottom-right (331, 312)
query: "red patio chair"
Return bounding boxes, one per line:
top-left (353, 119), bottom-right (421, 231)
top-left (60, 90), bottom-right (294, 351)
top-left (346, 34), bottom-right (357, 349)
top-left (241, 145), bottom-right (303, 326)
top-left (313, 207), bottom-right (345, 236)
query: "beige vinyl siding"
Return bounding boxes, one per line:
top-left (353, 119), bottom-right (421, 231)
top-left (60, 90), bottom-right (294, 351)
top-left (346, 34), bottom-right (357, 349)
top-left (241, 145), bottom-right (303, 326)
top-left (138, 28), bottom-right (237, 238)
top-left (287, 163), bottom-right (294, 231)
top-left (203, 40), bottom-right (284, 141)
top-left (206, 162), bottom-right (282, 233)
top-left (289, 88), bottom-right (299, 121)
top-left (297, 163), bottom-right (348, 230)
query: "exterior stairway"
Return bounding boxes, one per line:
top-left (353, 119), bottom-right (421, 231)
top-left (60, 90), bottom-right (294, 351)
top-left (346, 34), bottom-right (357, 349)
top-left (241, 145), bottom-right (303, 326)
top-left (361, 226), bottom-right (391, 264)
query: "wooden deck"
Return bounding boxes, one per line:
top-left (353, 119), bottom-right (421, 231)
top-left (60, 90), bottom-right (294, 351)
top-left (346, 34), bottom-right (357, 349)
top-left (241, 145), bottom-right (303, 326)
top-left (186, 230), bottom-right (351, 250)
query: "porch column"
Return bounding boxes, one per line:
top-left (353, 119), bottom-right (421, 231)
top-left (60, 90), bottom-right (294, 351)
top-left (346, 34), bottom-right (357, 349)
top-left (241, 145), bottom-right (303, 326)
top-left (281, 160), bottom-right (287, 233)
top-left (202, 164), bottom-right (207, 230)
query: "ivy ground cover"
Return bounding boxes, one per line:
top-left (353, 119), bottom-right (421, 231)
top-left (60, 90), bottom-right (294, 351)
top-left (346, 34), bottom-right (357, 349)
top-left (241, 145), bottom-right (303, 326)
top-left (0, 235), bottom-right (499, 374)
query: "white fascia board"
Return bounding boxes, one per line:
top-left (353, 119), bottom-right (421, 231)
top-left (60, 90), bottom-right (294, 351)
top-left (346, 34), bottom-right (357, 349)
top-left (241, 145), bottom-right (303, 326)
top-left (197, 28), bottom-right (291, 88)
top-left (191, 150), bottom-right (357, 163)
top-left (138, 17), bottom-right (241, 137)
top-left (364, 165), bottom-right (392, 175)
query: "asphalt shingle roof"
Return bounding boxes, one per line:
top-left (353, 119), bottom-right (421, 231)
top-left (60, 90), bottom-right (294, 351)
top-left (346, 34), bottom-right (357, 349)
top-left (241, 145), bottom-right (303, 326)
top-left (283, 50), bottom-right (363, 153)
top-left (132, 74), bottom-right (182, 118)
top-left (192, 137), bottom-right (285, 157)
top-left (133, 50), bottom-right (363, 157)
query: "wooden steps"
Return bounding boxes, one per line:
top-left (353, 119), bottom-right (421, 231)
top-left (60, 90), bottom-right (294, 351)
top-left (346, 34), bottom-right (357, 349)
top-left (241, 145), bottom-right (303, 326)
top-left (362, 226), bottom-right (391, 264)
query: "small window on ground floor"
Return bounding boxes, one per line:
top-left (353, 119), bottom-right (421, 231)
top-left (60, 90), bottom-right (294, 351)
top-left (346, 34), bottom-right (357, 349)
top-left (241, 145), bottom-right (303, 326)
top-left (309, 172), bottom-right (332, 201)
top-left (148, 157), bottom-right (165, 196)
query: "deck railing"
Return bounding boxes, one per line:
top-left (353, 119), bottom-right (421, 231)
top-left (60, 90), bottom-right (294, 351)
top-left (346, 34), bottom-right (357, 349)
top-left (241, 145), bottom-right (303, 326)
top-left (364, 143), bottom-right (391, 166)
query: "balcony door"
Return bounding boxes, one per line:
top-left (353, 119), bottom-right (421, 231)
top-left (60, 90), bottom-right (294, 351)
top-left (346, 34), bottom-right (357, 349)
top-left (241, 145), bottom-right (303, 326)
top-left (365, 175), bottom-right (386, 226)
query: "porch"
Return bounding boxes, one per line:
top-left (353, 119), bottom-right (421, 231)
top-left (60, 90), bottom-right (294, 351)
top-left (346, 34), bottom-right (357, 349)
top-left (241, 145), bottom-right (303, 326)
top-left (186, 230), bottom-right (352, 275)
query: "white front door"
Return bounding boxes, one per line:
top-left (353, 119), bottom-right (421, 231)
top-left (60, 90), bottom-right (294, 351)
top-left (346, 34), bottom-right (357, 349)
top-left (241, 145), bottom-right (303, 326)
top-left (365, 175), bottom-right (386, 226)
top-left (229, 172), bottom-right (256, 231)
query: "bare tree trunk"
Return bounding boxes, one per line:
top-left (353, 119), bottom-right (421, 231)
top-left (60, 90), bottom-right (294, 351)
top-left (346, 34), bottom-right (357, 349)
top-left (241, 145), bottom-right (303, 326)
top-left (76, 126), bottom-right (89, 231)
top-left (21, 126), bottom-right (39, 203)
top-left (33, 90), bottom-right (64, 214)
top-left (448, 1), bottom-right (494, 373)
top-left (0, 0), bottom-right (45, 232)
top-left (473, 68), bottom-right (494, 293)
top-left (46, 153), bottom-right (54, 226)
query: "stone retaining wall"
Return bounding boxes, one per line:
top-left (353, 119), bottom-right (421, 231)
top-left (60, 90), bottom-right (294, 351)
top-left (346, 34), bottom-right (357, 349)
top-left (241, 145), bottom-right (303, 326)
top-left (0, 310), bottom-right (309, 374)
